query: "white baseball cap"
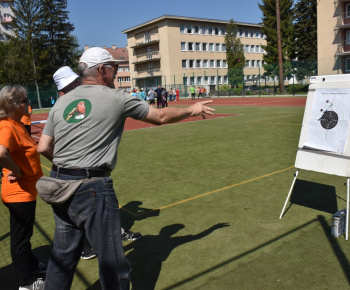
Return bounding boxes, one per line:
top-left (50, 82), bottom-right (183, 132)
top-left (53, 66), bottom-right (79, 90)
top-left (79, 47), bottom-right (122, 69)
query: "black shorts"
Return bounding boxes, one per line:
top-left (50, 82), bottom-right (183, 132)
top-left (149, 99), bottom-right (155, 105)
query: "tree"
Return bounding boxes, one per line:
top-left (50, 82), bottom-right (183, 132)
top-left (292, 0), bottom-right (317, 80)
top-left (225, 19), bottom-right (245, 88)
top-left (259, 0), bottom-right (294, 91)
top-left (10, 0), bottom-right (44, 107)
top-left (40, 0), bottom-right (79, 79)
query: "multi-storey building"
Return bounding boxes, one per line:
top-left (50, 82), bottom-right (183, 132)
top-left (84, 45), bottom-right (131, 92)
top-left (0, 0), bottom-right (14, 41)
top-left (318, 0), bottom-right (350, 75)
top-left (122, 15), bottom-right (267, 94)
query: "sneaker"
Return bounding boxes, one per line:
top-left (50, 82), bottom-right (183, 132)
top-left (19, 278), bottom-right (45, 290)
top-left (122, 230), bottom-right (142, 242)
top-left (81, 248), bottom-right (97, 260)
top-left (32, 262), bottom-right (47, 274)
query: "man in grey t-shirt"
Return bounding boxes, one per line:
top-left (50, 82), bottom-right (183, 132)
top-left (38, 47), bottom-right (214, 290)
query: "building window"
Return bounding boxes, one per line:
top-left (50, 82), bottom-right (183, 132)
top-left (257, 60), bottom-right (261, 68)
top-left (346, 58), bottom-right (350, 71)
top-left (251, 60), bottom-right (255, 68)
top-left (180, 25), bottom-right (185, 33)
top-left (222, 44), bottom-right (226, 52)
top-left (189, 59), bottom-right (195, 68)
top-left (261, 47), bottom-right (265, 53)
top-left (187, 25), bottom-right (192, 34)
top-left (256, 45), bottom-right (260, 53)
top-left (208, 27), bottom-right (213, 35)
top-left (251, 45), bottom-right (255, 52)
top-left (182, 60), bottom-right (187, 69)
top-left (197, 76), bottom-right (203, 85)
top-left (216, 60), bottom-right (221, 68)
top-left (183, 77), bottom-right (188, 86)
top-left (202, 43), bottom-right (208, 51)
top-left (118, 67), bottom-right (123, 72)
top-left (144, 31), bottom-right (151, 43)
top-left (194, 26), bottom-right (199, 34)
top-left (196, 59), bottom-right (202, 68)
top-left (214, 27), bottom-right (219, 35)
top-left (347, 30), bottom-right (350, 44)
top-left (125, 77), bottom-right (130, 82)
top-left (215, 43), bottom-right (221, 52)
top-left (246, 60), bottom-right (250, 68)
top-left (203, 60), bottom-right (209, 68)
top-left (118, 77), bottom-right (124, 82)
top-left (204, 76), bottom-right (209, 84)
top-left (188, 42), bottom-right (194, 51)
top-left (210, 60), bottom-right (215, 68)
top-left (221, 28), bottom-right (226, 35)
top-left (125, 66), bottom-right (129, 71)
top-left (209, 43), bottom-right (214, 52)
top-left (218, 76), bottom-right (222, 84)
top-left (245, 45), bottom-right (250, 53)
top-left (190, 77), bottom-right (195, 85)
top-left (223, 60), bottom-right (227, 68)
top-left (224, 75), bottom-right (228, 84)
top-left (210, 76), bottom-right (216, 84)
top-left (195, 42), bottom-right (201, 51)
top-left (347, 4), bottom-right (350, 17)
top-left (181, 42), bottom-right (187, 51)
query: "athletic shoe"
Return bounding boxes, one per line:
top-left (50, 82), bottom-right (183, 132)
top-left (32, 262), bottom-right (47, 274)
top-left (19, 278), bottom-right (45, 290)
top-left (81, 248), bottom-right (97, 260)
top-left (122, 230), bottom-right (142, 242)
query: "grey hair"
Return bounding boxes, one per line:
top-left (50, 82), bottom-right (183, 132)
top-left (78, 63), bottom-right (99, 79)
top-left (0, 85), bottom-right (27, 120)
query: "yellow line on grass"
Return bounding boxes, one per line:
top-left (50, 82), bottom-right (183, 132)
top-left (41, 164), bottom-right (51, 171)
top-left (136, 165), bottom-right (295, 216)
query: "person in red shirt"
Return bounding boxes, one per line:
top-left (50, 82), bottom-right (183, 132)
top-left (0, 85), bottom-right (45, 289)
top-left (176, 88), bottom-right (180, 101)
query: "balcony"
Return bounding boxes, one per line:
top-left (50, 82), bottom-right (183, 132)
top-left (135, 68), bottom-right (161, 78)
top-left (130, 34), bottom-right (160, 49)
top-left (335, 41), bottom-right (350, 56)
top-left (132, 51), bottom-right (161, 64)
top-left (335, 12), bottom-right (350, 29)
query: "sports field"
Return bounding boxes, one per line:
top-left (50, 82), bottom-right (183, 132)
top-left (1, 96), bottom-right (350, 289)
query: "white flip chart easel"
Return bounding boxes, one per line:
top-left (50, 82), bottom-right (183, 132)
top-left (280, 74), bottom-right (350, 240)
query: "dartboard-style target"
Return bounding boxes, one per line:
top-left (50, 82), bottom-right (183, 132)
top-left (319, 111), bottom-right (338, 130)
top-left (308, 98), bottom-right (350, 143)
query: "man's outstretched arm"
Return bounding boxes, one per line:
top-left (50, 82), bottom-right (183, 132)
top-left (142, 100), bottom-right (215, 125)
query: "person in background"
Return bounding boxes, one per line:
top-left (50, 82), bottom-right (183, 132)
top-left (0, 85), bottom-right (46, 290)
top-left (168, 87), bottom-right (173, 102)
top-left (173, 87), bottom-right (177, 102)
top-left (38, 47), bottom-right (214, 290)
top-left (21, 99), bottom-right (32, 135)
top-left (176, 88), bottom-right (180, 101)
top-left (190, 85), bottom-right (195, 100)
top-left (154, 85), bottom-right (163, 108)
top-left (140, 88), bottom-right (146, 100)
top-left (148, 87), bottom-right (155, 107)
top-left (162, 87), bottom-right (168, 107)
top-left (52, 66), bottom-right (142, 261)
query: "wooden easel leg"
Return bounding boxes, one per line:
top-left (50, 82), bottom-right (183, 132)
top-left (279, 169), bottom-right (299, 219)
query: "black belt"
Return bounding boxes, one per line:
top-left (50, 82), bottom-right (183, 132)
top-left (52, 165), bottom-right (111, 178)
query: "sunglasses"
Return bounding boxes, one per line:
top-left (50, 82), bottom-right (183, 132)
top-left (19, 98), bottom-right (28, 104)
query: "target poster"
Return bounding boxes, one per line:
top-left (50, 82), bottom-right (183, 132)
top-left (304, 89), bottom-right (350, 154)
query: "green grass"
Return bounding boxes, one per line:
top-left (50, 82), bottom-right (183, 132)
top-left (1, 103), bottom-right (350, 289)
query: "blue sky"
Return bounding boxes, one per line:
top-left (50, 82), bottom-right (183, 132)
top-left (67, 0), bottom-right (265, 49)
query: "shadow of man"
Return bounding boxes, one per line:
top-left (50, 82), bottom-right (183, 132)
top-left (120, 201), bottom-right (160, 232)
top-left (124, 222), bottom-right (229, 290)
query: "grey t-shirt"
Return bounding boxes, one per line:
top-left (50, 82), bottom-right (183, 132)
top-left (43, 85), bottom-right (149, 170)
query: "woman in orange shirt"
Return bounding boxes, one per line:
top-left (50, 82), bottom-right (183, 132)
top-left (0, 85), bottom-right (45, 289)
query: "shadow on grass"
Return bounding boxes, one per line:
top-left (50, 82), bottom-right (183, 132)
top-left (290, 179), bottom-right (338, 214)
top-left (120, 200), bottom-right (160, 233)
top-left (121, 222), bottom-right (229, 290)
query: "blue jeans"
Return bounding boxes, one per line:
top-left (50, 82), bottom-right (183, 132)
top-left (45, 171), bottom-right (131, 290)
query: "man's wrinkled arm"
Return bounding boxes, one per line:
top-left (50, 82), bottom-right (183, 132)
top-left (37, 134), bottom-right (54, 162)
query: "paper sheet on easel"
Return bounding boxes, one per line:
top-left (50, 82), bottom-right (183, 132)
top-left (304, 89), bottom-right (350, 154)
